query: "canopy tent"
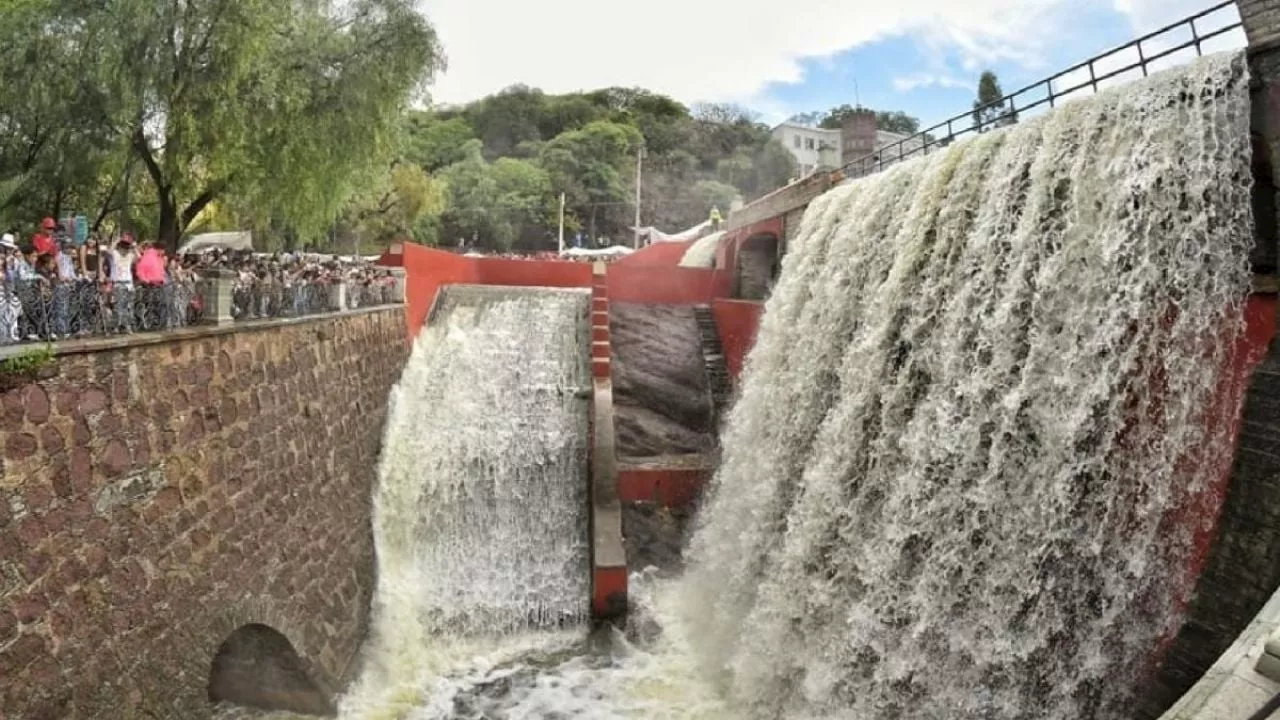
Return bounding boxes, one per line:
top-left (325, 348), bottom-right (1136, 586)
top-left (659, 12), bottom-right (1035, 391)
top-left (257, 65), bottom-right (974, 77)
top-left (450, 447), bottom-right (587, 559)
top-left (177, 231), bottom-right (253, 255)
top-left (631, 220), bottom-right (713, 245)
top-left (561, 245), bottom-right (634, 258)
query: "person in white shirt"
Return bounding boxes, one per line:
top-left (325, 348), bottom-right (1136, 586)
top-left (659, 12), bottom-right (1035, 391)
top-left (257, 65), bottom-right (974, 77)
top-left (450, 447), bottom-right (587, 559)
top-left (106, 235), bottom-right (138, 333)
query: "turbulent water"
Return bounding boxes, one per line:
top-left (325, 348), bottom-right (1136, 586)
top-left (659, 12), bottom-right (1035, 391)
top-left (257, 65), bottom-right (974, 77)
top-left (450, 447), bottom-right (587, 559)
top-left (219, 52), bottom-right (1254, 720)
top-left (341, 285), bottom-right (594, 716)
top-left (680, 51), bottom-right (1254, 720)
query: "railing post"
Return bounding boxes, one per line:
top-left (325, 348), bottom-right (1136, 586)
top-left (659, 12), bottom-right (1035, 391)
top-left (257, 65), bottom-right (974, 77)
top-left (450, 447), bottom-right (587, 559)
top-left (326, 281), bottom-right (347, 312)
top-left (388, 268), bottom-right (406, 304)
top-left (198, 269), bottom-right (236, 325)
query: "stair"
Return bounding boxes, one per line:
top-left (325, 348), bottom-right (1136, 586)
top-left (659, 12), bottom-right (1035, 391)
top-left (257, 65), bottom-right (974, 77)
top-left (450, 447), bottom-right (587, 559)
top-left (693, 305), bottom-right (732, 427)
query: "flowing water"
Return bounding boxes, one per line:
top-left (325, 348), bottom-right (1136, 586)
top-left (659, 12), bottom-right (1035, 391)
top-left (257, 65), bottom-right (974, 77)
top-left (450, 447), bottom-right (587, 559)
top-left (682, 51), bottom-right (1254, 719)
top-left (219, 51), bottom-right (1254, 720)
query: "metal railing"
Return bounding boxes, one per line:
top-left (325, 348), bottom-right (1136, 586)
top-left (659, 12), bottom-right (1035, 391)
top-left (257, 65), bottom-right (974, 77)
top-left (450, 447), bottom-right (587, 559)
top-left (0, 279), bottom-right (204, 345)
top-left (0, 274), bottom-right (400, 347)
top-left (841, 1), bottom-right (1244, 179)
top-left (231, 279), bottom-right (399, 321)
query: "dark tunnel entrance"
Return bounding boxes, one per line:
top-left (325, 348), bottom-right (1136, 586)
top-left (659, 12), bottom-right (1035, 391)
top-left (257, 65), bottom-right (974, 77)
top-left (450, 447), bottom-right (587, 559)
top-left (208, 623), bottom-right (335, 716)
top-left (736, 233), bottom-right (780, 301)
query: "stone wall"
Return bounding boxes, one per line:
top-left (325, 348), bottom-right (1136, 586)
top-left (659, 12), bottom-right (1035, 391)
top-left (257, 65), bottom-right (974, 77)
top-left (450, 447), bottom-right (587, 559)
top-left (0, 307), bottom-right (407, 719)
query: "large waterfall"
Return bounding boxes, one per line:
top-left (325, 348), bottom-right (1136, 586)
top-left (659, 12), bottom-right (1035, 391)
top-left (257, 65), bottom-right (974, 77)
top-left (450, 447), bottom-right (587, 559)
top-left (220, 52), bottom-right (1256, 720)
top-left (680, 51), bottom-right (1254, 720)
top-left (341, 285), bottom-right (593, 716)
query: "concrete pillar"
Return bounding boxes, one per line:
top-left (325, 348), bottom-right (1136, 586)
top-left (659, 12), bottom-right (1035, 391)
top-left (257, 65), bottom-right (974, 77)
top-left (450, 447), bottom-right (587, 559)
top-left (199, 269), bottom-right (236, 325)
top-left (388, 267), bottom-right (406, 304)
top-left (1241, 1), bottom-right (1280, 51)
top-left (327, 282), bottom-right (347, 312)
top-left (1242, 0), bottom-right (1280, 273)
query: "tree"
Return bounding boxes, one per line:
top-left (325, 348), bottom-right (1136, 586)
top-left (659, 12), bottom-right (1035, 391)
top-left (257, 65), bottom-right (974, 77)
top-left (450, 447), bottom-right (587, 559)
top-left (402, 113), bottom-right (478, 172)
top-left (438, 141), bottom-right (553, 251)
top-left (341, 163), bottom-right (446, 246)
top-left (98, 0), bottom-right (442, 249)
top-left (812, 105), bottom-right (921, 136)
top-left (539, 121), bottom-right (642, 241)
top-left (972, 71), bottom-right (1017, 131)
top-left (692, 180), bottom-right (740, 216)
top-left (0, 0), bottom-right (125, 230)
top-left (691, 103), bottom-right (759, 125)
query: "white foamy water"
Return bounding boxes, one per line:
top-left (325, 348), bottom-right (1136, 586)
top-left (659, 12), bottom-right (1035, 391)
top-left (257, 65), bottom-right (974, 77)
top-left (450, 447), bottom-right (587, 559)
top-left (681, 51), bottom-right (1254, 720)
top-left (334, 286), bottom-right (728, 720)
top-left (219, 52), bottom-right (1254, 720)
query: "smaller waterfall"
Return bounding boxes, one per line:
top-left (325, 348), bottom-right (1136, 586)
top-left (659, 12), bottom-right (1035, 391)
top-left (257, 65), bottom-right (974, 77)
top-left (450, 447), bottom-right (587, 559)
top-left (342, 285), bottom-right (593, 715)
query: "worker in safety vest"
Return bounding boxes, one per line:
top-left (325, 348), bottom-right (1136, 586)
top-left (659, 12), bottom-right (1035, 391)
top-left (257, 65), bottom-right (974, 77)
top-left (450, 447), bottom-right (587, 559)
top-left (709, 206), bottom-right (722, 231)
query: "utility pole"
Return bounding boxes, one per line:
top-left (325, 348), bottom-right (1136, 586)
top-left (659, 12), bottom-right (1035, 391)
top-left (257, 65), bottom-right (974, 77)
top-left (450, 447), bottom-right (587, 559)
top-left (557, 193), bottom-right (566, 253)
top-left (633, 144), bottom-right (645, 249)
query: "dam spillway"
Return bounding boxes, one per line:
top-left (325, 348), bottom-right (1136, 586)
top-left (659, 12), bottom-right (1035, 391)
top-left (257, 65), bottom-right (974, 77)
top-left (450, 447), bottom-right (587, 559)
top-left (680, 50), bottom-right (1255, 720)
top-left (215, 50), bottom-right (1260, 720)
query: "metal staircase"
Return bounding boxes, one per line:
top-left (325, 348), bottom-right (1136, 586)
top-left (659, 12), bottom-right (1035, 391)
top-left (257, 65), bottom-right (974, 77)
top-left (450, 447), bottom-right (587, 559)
top-left (693, 305), bottom-right (732, 427)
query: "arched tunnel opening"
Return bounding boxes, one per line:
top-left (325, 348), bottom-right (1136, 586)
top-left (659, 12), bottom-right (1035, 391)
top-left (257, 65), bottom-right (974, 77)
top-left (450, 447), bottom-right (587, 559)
top-left (735, 233), bottom-right (780, 301)
top-left (208, 623), bottom-right (336, 717)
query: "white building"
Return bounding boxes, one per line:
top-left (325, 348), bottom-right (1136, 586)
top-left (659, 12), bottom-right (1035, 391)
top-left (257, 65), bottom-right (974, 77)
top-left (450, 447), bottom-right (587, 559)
top-left (771, 122), bottom-right (925, 178)
top-left (770, 123), bottom-right (842, 178)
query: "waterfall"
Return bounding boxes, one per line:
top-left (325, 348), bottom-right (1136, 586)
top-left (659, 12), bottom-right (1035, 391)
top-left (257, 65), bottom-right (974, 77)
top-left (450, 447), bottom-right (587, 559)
top-left (341, 285), bottom-right (593, 716)
top-left (681, 51), bottom-right (1254, 720)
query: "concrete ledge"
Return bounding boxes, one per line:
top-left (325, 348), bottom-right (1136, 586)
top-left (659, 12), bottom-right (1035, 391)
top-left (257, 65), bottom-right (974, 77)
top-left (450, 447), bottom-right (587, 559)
top-left (725, 171), bottom-right (836, 232)
top-left (589, 265), bottom-right (626, 621)
top-left (1160, 583), bottom-right (1280, 719)
top-left (0, 304), bottom-right (405, 361)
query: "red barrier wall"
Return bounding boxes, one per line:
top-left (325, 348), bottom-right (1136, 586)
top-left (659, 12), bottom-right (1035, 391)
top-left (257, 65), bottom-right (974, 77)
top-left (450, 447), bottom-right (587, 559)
top-left (712, 299), bottom-right (765, 379)
top-left (400, 243), bottom-right (594, 341)
top-left (618, 468), bottom-right (710, 507)
top-left (474, 257), bottom-right (594, 288)
top-left (402, 243), bottom-right (476, 342)
top-left (615, 240), bottom-right (696, 267)
top-left (1182, 295), bottom-right (1277, 590)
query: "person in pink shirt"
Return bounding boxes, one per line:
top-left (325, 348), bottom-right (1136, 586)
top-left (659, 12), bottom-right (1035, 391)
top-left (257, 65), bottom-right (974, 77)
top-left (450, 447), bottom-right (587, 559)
top-left (134, 241), bottom-right (166, 286)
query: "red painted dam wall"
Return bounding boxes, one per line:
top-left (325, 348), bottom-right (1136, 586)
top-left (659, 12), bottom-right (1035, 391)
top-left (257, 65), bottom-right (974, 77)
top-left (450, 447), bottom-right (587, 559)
top-left (712, 299), bottom-right (764, 380)
top-left (401, 243), bottom-right (594, 340)
top-left (1179, 295), bottom-right (1277, 593)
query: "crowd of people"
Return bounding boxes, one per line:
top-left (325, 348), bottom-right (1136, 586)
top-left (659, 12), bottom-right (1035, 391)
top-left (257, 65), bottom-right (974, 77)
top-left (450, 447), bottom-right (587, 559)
top-left (0, 218), bottom-right (399, 345)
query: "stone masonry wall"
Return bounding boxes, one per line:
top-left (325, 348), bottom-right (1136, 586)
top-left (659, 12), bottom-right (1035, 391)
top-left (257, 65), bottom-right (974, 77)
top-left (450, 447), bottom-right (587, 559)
top-left (0, 307), bottom-right (407, 719)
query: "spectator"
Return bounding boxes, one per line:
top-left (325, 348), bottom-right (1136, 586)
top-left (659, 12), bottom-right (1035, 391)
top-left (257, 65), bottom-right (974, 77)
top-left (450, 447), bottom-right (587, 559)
top-left (32, 217), bottom-right (57, 257)
top-left (105, 234), bottom-right (137, 333)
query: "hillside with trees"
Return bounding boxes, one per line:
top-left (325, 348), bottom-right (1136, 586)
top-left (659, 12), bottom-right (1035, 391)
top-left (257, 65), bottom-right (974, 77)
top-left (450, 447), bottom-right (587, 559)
top-left (0, 1), bottom-right (796, 254)
top-left (352, 90), bottom-right (797, 252)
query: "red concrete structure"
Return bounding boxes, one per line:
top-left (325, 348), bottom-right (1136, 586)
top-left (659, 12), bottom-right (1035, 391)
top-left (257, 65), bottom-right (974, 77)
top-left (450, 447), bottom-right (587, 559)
top-left (400, 243), bottom-right (594, 340)
top-left (614, 240), bottom-right (697, 267)
top-left (711, 299), bottom-right (765, 380)
top-left (617, 467), bottom-right (710, 507)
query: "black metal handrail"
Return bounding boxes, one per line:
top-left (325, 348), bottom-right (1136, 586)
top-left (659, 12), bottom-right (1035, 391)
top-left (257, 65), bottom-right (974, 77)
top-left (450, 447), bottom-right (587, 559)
top-left (840, 0), bottom-right (1244, 179)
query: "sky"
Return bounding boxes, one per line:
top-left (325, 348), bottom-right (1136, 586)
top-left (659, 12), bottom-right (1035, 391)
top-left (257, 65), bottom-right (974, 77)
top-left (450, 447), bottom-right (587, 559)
top-left (419, 0), bottom-right (1247, 128)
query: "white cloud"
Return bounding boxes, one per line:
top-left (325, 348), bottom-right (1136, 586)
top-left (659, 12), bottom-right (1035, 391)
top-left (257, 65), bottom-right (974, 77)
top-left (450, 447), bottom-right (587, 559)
top-left (1112, 0), bottom-right (1236, 34)
top-left (892, 73), bottom-right (970, 92)
top-left (421, 0), bottom-right (1109, 107)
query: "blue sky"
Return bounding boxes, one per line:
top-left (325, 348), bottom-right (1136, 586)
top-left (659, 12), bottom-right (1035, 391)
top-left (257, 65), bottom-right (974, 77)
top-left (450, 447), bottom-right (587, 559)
top-left (422, 0), bottom-right (1246, 129)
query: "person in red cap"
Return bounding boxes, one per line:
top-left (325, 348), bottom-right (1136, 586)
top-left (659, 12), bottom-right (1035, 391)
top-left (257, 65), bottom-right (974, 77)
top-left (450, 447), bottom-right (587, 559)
top-left (32, 217), bottom-right (57, 257)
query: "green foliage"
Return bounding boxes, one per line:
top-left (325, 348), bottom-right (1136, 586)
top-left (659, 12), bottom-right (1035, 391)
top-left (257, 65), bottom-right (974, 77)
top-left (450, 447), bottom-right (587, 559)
top-left (790, 106), bottom-right (922, 136)
top-left (342, 163), bottom-right (446, 246)
top-left (692, 180), bottom-right (740, 213)
top-left (1, 0), bottom-right (443, 248)
top-left (973, 71), bottom-right (1017, 131)
top-left (403, 113), bottom-right (478, 171)
top-left (438, 143), bottom-right (554, 250)
top-left (0, 344), bottom-right (55, 381)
